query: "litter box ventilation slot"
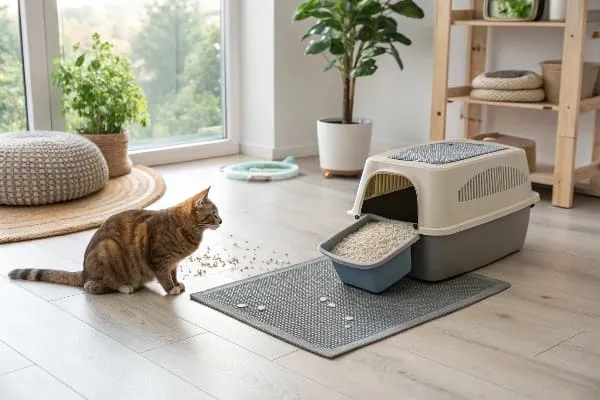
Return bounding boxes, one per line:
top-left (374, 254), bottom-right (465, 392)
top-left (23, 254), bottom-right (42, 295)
top-left (458, 165), bottom-right (528, 203)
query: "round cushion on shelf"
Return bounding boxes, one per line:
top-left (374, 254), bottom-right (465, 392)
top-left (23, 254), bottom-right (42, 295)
top-left (0, 131), bottom-right (109, 206)
top-left (472, 70), bottom-right (544, 91)
top-left (470, 88), bottom-right (546, 103)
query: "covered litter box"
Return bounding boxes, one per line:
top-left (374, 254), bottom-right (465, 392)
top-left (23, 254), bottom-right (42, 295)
top-left (347, 139), bottom-right (540, 282)
top-left (318, 214), bottom-right (419, 294)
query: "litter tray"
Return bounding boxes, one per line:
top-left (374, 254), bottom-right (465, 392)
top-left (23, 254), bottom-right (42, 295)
top-left (318, 214), bottom-right (420, 294)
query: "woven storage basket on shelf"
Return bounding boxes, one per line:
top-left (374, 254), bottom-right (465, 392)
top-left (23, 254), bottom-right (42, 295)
top-left (81, 132), bottom-right (132, 178)
top-left (540, 60), bottom-right (600, 104)
top-left (471, 70), bottom-right (543, 90)
top-left (472, 132), bottom-right (536, 172)
top-left (470, 88), bottom-right (545, 103)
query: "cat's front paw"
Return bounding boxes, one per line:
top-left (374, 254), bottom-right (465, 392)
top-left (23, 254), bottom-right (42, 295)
top-left (177, 282), bottom-right (185, 293)
top-left (168, 284), bottom-right (184, 295)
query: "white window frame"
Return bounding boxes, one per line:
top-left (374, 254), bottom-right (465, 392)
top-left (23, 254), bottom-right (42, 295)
top-left (18, 0), bottom-right (240, 165)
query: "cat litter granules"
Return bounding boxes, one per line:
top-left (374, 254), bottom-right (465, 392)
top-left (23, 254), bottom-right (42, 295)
top-left (330, 221), bottom-right (416, 264)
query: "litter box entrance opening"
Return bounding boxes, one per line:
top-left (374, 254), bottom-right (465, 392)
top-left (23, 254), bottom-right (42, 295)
top-left (360, 173), bottom-right (418, 225)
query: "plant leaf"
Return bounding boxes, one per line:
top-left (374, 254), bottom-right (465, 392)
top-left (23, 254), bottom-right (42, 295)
top-left (352, 58), bottom-right (377, 77)
top-left (301, 22), bottom-right (329, 40)
top-left (305, 37), bottom-right (330, 54)
top-left (329, 38), bottom-right (345, 55)
top-left (75, 54), bottom-right (85, 67)
top-left (391, 32), bottom-right (411, 46)
top-left (390, 0), bottom-right (425, 19)
top-left (388, 43), bottom-right (404, 70)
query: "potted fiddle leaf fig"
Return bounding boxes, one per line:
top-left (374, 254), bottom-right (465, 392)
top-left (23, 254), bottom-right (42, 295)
top-left (293, 0), bottom-right (424, 178)
top-left (52, 32), bottom-right (149, 178)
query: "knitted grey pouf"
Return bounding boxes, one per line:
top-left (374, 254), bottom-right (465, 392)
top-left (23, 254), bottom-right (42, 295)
top-left (0, 131), bottom-right (109, 206)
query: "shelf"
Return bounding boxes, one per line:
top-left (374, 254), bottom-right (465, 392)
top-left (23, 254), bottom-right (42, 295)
top-left (453, 20), bottom-right (567, 27)
top-left (448, 95), bottom-right (600, 113)
top-left (530, 162), bottom-right (600, 186)
top-left (530, 164), bottom-right (554, 185)
top-left (451, 17), bottom-right (600, 28)
top-left (448, 96), bottom-right (558, 111)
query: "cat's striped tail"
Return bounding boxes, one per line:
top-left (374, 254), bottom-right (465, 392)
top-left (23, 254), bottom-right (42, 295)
top-left (8, 268), bottom-right (84, 287)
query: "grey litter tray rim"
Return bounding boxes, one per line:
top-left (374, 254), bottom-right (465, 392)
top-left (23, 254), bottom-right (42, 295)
top-left (190, 257), bottom-right (511, 358)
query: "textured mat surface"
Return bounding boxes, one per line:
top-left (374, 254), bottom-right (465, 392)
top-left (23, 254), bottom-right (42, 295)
top-left (190, 257), bottom-right (510, 358)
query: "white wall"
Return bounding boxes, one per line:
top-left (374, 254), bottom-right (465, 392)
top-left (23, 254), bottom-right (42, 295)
top-left (239, 0), bottom-right (275, 159)
top-left (238, 0), bottom-right (339, 160)
top-left (273, 0), bottom-right (340, 159)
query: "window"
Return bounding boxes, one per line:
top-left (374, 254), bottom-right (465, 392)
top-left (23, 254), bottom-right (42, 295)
top-left (0, 0), bottom-right (27, 132)
top-left (5, 0), bottom-right (238, 164)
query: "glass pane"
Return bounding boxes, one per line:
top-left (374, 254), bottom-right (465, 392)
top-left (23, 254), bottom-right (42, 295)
top-left (0, 0), bottom-right (27, 132)
top-left (56, 0), bottom-right (225, 150)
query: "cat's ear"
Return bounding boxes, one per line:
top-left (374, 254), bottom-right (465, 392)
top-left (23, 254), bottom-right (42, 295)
top-left (193, 186), bottom-right (211, 209)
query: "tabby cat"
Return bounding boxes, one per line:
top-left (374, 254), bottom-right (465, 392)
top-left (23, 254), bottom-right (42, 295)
top-left (8, 186), bottom-right (222, 295)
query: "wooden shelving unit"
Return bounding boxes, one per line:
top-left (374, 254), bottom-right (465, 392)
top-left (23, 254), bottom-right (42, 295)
top-left (430, 0), bottom-right (600, 208)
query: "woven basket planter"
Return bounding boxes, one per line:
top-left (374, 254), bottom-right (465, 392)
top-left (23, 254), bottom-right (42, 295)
top-left (472, 70), bottom-right (543, 91)
top-left (540, 60), bottom-right (599, 104)
top-left (81, 132), bottom-right (132, 178)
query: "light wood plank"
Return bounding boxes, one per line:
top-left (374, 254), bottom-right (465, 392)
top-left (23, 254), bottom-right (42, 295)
top-left (453, 20), bottom-right (567, 27)
top-left (536, 331), bottom-right (600, 382)
top-left (388, 327), bottom-right (599, 399)
top-left (552, 0), bottom-right (588, 208)
top-left (0, 240), bottom-right (83, 301)
top-left (0, 280), bottom-right (214, 400)
top-left (145, 333), bottom-right (351, 400)
top-left (0, 366), bottom-right (84, 400)
top-left (0, 341), bottom-right (32, 376)
top-left (52, 291), bottom-right (207, 353)
top-left (427, 298), bottom-right (581, 357)
top-left (429, 1), bottom-right (453, 141)
top-left (277, 342), bottom-right (528, 400)
top-left (449, 96), bottom-right (558, 111)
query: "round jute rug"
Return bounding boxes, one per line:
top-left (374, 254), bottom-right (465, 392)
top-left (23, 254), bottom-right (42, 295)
top-left (0, 165), bottom-right (166, 244)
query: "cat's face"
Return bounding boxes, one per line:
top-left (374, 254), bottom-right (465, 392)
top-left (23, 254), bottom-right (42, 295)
top-left (191, 187), bottom-right (222, 230)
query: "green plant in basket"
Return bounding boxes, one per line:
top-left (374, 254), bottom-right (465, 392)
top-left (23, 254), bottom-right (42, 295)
top-left (293, 0), bottom-right (424, 124)
top-left (52, 32), bottom-right (149, 135)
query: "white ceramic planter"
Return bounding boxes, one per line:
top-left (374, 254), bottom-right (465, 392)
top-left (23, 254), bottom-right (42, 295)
top-left (317, 117), bottom-right (372, 177)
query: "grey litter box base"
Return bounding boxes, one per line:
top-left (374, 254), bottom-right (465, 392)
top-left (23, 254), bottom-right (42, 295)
top-left (410, 206), bottom-right (532, 281)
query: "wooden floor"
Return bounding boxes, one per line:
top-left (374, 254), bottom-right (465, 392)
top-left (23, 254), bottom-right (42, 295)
top-left (1, 156), bottom-right (599, 400)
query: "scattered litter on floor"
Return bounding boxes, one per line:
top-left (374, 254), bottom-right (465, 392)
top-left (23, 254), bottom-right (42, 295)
top-left (179, 232), bottom-right (293, 280)
top-left (319, 296), bottom-right (329, 302)
top-left (236, 303), bottom-right (248, 308)
top-left (327, 302), bottom-right (336, 308)
top-left (344, 316), bottom-right (354, 321)
top-left (257, 305), bottom-right (266, 311)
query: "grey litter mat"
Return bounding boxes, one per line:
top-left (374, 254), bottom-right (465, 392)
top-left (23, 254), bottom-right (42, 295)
top-left (190, 257), bottom-right (510, 358)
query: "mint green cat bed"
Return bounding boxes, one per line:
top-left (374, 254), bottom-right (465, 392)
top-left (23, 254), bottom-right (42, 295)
top-left (223, 156), bottom-right (299, 182)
